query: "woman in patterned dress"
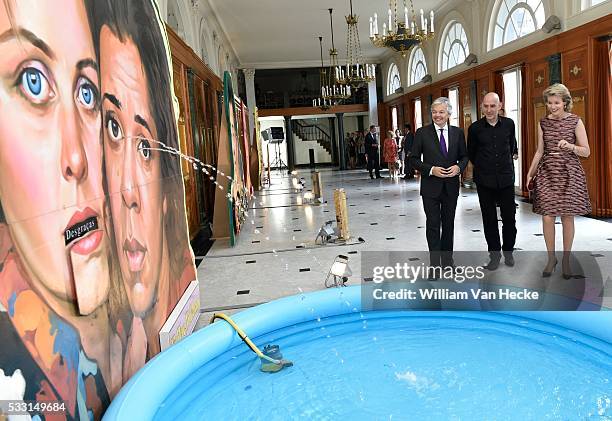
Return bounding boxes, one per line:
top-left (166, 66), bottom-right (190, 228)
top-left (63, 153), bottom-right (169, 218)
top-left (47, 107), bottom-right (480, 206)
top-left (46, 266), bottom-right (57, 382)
top-left (526, 83), bottom-right (591, 278)
top-left (384, 130), bottom-right (399, 180)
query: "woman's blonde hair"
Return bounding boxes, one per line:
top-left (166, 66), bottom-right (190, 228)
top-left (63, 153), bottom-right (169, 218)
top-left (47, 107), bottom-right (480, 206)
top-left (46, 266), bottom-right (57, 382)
top-left (543, 83), bottom-right (573, 112)
top-left (387, 130), bottom-right (395, 138)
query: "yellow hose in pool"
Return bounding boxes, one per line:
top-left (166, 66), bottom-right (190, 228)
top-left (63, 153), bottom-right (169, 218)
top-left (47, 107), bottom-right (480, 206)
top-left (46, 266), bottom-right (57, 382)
top-left (210, 313), bottom-right (280, 364)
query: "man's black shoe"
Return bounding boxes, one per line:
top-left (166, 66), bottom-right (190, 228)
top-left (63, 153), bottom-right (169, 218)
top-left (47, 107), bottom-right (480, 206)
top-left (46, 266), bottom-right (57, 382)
top-left (484, 253), bottom-right (501, 270)
top-left (427, 270), bottom-right (438, 282)
top-left (504, 252), bottom-right (515, 267)
top-left (484, 259), bottom-right (500, 270)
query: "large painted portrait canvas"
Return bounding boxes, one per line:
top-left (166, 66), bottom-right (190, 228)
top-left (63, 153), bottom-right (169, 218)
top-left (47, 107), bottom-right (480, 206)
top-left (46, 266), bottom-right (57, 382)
top-left (0, 0), bottom-right (196, 418)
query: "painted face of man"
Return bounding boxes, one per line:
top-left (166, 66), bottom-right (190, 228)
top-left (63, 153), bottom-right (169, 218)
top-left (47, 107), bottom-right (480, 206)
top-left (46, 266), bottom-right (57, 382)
top-left (100, 26), bottom-right (165, 317)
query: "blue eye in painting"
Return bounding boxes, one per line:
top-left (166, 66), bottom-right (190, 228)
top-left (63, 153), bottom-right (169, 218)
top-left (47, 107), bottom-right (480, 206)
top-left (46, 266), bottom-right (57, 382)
top-left (76, 78), bottom-right (98, 110)
top-left (19, 66), bottom-right (53, 104)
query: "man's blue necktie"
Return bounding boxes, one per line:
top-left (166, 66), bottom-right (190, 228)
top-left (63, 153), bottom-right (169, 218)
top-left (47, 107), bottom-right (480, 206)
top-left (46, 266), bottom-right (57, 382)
top-left (439, 129), bottom-right (448, 157)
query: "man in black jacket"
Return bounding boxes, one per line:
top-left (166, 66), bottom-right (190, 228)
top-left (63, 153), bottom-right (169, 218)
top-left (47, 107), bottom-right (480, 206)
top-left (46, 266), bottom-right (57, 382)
top-left (468, 92), bottom-right (518, 270)
top-left (410, 97), bottom-right (469, 268)
top-left (403, 123), bottom-right (415, 179)
top-left (364, 125), bottom-right (382, 179)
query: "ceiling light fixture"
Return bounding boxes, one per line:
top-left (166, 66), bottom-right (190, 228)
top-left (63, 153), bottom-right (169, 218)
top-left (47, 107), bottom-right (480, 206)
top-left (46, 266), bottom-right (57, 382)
top-left (370, 0), bottom-right (435, 57)
top-left (313, 36), bottom-right (332, 110)
top-left (323, 8), bottom-right (350, 104)
top-left (336, 0), bottom-right (376, 87)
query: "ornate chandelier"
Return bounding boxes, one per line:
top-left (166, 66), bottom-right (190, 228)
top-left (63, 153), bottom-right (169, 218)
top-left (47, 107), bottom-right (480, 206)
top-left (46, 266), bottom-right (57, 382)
top-left (337, 0), bottom-right (375, 87)
top-left (313, 36), bottom-right (331, 110)
top-left (322, 8), bottom-right (350, 104)
top-left (370, 0), bottom-right (435, 57)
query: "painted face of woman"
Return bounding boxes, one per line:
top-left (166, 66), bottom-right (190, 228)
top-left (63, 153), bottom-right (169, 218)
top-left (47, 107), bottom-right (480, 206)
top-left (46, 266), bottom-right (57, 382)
top-left (100, 26), bottom-right (165, 317)
top-left (0, 0), bottom-right (110, 314)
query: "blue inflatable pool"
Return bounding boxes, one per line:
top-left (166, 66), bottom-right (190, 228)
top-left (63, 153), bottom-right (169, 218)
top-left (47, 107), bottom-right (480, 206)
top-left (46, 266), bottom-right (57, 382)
top-left (104, 286), bottom-right (612, 420)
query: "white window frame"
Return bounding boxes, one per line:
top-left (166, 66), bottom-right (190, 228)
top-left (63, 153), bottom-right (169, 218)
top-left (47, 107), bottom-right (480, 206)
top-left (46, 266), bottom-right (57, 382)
top-left (387, 63), bottom-right (401, 95)
top-left (439, 21), bottom-right (470, 73)
top-left (490, 0), bottom-right (546, 50)
top-left (581, 0), bottom-right (608, 9)
top-left (408, 47), bottom-right (428, 86)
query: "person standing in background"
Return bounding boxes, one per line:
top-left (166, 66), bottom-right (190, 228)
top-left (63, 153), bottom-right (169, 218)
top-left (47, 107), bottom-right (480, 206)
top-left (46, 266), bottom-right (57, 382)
top-left (347, 132), bottom-right (357, 169)
top-left (395, 128), bottom-right (404, 176)
top-left (384, 130), bottom-right (399, 180)
top-left (357, 130), bottom-right (366, 168)
top-left (365, 125), bottom-right (382, 179)
top-left (403, 123), bottom-right (415, 179)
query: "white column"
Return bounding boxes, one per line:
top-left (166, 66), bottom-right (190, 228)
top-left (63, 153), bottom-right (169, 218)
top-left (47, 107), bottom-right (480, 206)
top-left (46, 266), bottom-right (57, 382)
top-left (242, 68), bottom-right (257, 144)
top-left (368, 78), bottom-right (378, 126)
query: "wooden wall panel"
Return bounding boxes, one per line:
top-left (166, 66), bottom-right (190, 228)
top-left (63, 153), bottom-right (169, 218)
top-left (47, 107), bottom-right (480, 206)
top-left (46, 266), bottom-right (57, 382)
top-left (562, 47), bottom-right (588, 91)
top-left (522, 59), bottom-right (550, 196)
top-left (402, 102), bottom-right (411, 130)
top-left (460, 83), bottom-right (474, 134)
top-left (531, 60), bottom-right (549, 95)
top-left (378, 102), bottom-right (390, 142)
top-left (562, 48), bottom-right (593, 207)
top-left (476, 76), bottom-right (489, 118)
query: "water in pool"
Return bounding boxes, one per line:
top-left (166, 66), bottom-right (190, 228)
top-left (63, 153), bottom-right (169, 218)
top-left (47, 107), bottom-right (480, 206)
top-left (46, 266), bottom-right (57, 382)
top-left (157, 312), bottom-right (612, 420)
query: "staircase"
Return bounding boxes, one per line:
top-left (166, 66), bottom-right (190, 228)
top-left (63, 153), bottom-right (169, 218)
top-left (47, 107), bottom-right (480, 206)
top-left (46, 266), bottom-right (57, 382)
top-left (291, 119), bottom-right (332, 154)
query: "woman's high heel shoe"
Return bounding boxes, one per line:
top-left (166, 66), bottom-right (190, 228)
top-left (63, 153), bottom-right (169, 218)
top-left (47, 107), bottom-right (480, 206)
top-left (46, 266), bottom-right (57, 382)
top-left (562, 261), bottom-right (573, 279)
top-left (542, 258), bottom-right (558, 277)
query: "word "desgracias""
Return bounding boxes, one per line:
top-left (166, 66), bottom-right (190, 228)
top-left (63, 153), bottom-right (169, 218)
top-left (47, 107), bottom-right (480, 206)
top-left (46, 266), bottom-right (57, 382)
top-left (65, 216), bottom-right (98, 246)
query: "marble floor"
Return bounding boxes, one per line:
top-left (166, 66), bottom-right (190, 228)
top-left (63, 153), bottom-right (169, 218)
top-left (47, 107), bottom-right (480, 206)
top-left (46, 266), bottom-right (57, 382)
top-left (196, 168), bottom-right (612, 328)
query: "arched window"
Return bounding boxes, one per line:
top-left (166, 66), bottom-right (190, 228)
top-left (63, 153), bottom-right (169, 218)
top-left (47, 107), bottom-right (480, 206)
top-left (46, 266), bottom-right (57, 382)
top-left (387, 63), bottom-right (401, 95)
top-left (439, 22), bottom-right (470, 72)
top-left (581, 0), bottom-right (607, 9)
top-left (408, 47), bottom-right (427, 86)
top-left (492, 0), bottom-right (546, 50)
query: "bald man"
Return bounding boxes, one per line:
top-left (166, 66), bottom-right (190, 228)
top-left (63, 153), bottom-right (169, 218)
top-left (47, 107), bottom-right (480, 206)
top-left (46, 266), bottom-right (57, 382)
top-left (468, 92), bottom-right (518, 270)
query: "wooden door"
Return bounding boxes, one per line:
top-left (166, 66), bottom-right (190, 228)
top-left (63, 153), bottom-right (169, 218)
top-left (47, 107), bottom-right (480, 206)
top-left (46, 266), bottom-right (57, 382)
top-left (172, 61), bottom-right (200, 238)
top-left (191, 75), bottom-right (214, 225)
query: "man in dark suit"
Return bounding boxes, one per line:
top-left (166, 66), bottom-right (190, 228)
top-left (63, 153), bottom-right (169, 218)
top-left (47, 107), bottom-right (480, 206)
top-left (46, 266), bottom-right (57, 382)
top-left (364, 125), bottom-right (382, 179)
top-left (468, 92), bottom-right (518, 270)
top-left (410, 97), bottom-right (469, 269)
top-left (403, 123), bottom-right (415, 179)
